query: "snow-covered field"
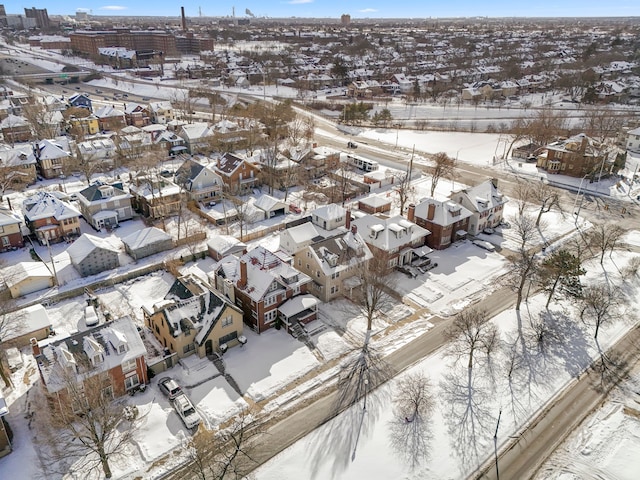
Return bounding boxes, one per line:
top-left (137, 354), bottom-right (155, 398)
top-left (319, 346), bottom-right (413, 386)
top-left (255, 249), bottom-right (640, 480)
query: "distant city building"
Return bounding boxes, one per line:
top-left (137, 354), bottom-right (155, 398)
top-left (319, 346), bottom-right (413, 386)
top-left (341, 14), bottom-right (351, 25)
top-left (24, 7), bottom-right (49, 30)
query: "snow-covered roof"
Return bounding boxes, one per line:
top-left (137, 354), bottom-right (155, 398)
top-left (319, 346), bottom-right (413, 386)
top-left (277, 294), bottom-right (320, 318)
top-left (207, 234), bottom-right (246, 255)
top-left (254, 194), bottom-right (286, 212)
top-left (414, 199), bottom-right (474, 226)
top-left (0, 208), bottom-right (21, 227)
top-left (150, 275), bottom-right (240, 345)
top-left (66, 233), bottom-right (120, 263)
top-left (37, 316), bottom-right (146, 394)
top-left (453, 179), bottom-right (508, 213)
top-left (22, 191), bottom-right (81, 222)
top-left (311, 203), bottom-right (346, 222)
top-left (351, 214), bottom-right (430, 252)
top-left (122, 227), bottom-right (171, 250)
top-left (2, 304), bottom-right (52, 342)
top-left (3, 261), bottom-right (53, 287)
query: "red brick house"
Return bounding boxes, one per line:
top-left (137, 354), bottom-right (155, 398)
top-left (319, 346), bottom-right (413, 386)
top-left (214, 153), bottom-right (260, 194)
top-left (22, 191), bottom-right (82, 245)
top-left (33, 316), bottom-right (148, 401)
top-left (212, 245), bottom-right (318, 334)
top-left (536, 133), bottom-right (608, 179)
top-left (0, 208), bottom-right (24, 251)
top-left (410, 200), bottom-right (473, 250)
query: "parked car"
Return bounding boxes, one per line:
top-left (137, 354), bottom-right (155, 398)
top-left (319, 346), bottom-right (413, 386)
top-left (85, 305), bottom-right (99, 327)
top-left (173, 393), bottom-right (201, 430)
top-left (347, 141), bottom-right (358, 149)
top-left (473, 239), bottom-right (496, 252)
top-left (289, 204), bottom-right (302, 214)
top-left (483, 227), bottom-right (495, 235)
top-left (158, 377), bottom-right (183, 400)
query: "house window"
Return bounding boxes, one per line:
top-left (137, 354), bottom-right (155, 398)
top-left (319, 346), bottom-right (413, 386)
top-left (124, 372), bottom-right (140, 391)
top-left (122, 358), bottom-right (136, 373)
top-left (222, 316), bottom-right (233, 327)
top-left (265, 294), bottom-right (277, 307)
top-left (102, 385), bottom-right (114, 400)
top-left (183, 343), bottom-right (196, 354)
top-left (118, 344), bottom-right (128, 354)
top-left (1, 237), bottom-right (9, 247)
top-left (264, 310), bottom-right (278, 323)
top-left (219, 331), bottom-right (238, 345)
top-left (93, 353), bottom-right (104, 366)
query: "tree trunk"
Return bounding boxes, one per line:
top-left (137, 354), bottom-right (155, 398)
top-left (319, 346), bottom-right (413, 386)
top-left (594, 320), bottom-right (601, 339)
top-left (546, 277), bottom-right (559, 308)
top-left (535, 206), bottom-right (545, 226)
top-left (101, 454), bottom-right (112, 478)
top-left (467, 348), bottom-right (474, 369)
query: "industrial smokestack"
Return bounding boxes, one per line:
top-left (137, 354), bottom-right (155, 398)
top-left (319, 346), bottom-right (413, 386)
top-left (245, 8), bottom-right (255, 17)
top-left (181, 6), bottom-right (186, 31)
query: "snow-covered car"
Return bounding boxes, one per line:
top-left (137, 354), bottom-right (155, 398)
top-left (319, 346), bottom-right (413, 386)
top-left (473, 239), bottom-right (496, 252)
top-left (158, 377), bottom-right (182, 400)
top-left (172, 393), bottom-right (201, 430)
top-left (85, 305), bottom-right (99, 327)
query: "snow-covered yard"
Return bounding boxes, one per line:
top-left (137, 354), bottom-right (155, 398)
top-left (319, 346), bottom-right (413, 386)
top-left (254, 249), bottom-right (640, 480)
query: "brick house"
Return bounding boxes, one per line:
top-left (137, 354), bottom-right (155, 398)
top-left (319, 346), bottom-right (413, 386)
top-left (124, 102), bottom-right (151, 127)
top-left (410, 200), bottom-right (473, 250)
top-left (449, 179), bottom-right (508, 236)
top-left (536, 133), bottom-right (607, 178)
top-left (94, 105), bottom-right (127, 131)
top-left (215, 153), bottom-right (260, 194)
top-left (142, 274), bottom-right (245, 358)
top-left (0, 114), bottom-right (32, 143)
top-left (33, 316), bottom-right (148, 400)
top-left (212, 246), bottom-right (317, 334)
top-left (22, 191), bottom-right (81, 244)
top-left (0, 208), bottom-right (24, 251)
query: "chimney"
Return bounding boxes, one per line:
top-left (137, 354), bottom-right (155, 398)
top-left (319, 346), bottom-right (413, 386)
top-left (351, 224), bottom-right (357, 235)
top-left (181, 6), bottom-right (187, 32)
top-left (30, 337), bottom-right (40, 356)
top-left (345, 209), bottom-right (351, 230)
top-left (491, 178), bottom-right (498, 189)
top-left (238, 260), bottom-right (247, 289)
top-left (407, 203), bottom-right (416, 223)
top-left (427, 203), bottom-right (435, 221)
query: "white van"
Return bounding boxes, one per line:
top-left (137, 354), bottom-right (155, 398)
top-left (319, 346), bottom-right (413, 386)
top-left (85, 306), bottom-right (99, 327)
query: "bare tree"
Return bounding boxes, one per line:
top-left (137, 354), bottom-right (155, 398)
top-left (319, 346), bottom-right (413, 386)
top-left (511, 213), bottom-right (539, 252)
top-left (580, 106), bottom-right (629, 144)
top-left (183, 408), bottom-right (264, 480)
top-left (578, 283), bottom-right (619, 339)
top-left (393, 171), bottom-right (415, 215)
top-left (529, 181), bottom-right (562, 227)
top-left (504, 250), bottom-right (539, 311)
top-left (37, 365), bottom-right (143, 479)
top-left (388, 372), bottom-right (434, 469)
top-left (511, 179), bottom-right (533, 217)
top-left (21, 97), bottom-right (61, 139)
top-left (429, 152), bottom-right (457, 197)
top-left (445, 308), bottom-right (499, 369)
top-left (587, 223), bottom-right (625, 265)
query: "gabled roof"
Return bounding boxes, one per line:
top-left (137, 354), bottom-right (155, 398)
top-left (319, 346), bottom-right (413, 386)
top-left (254, 194), bottom-right (286, 212)
top-left (453, 180), bottom-right (508, 214)
top-left (3, 261), bottom-right (52, 287)
top-left (0, 209), bottom-right (21, 227)
top-left (67, 233), bottom-right (120, 263)
top-left (179, 122), bottom-right (214, 140)
top-left (217, 152), bottom-right (249, 175)
top-left (207, 234), bottom-right (246, 256)
top-left (36, 139), bottom-right (70, 160)
top-left (351, 214), bottom-right (430, 251)
top-left (22, 191), bottom-right (81, 222)
top-left (414, 199), bottom-right (473, 226)
top-left (307, 230), bottom-right (372, 276)
top-left (94, 105), bottom-right (125, 119)
top-left (122, 227), bottom-right (171, 250)
top-left (0, 144), bottom-right (36, 167)
top-left (37, 316), bottom-right (146, 393)
top-left (152, 275), bottom-right (241, 345)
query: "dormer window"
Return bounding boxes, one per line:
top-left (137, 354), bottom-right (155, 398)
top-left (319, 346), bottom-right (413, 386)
top-left (93, 353), bottom-right (104, 366)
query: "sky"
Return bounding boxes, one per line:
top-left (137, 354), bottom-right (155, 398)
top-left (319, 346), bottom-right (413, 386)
top-left (3, 1), bottom-right (640, 19)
